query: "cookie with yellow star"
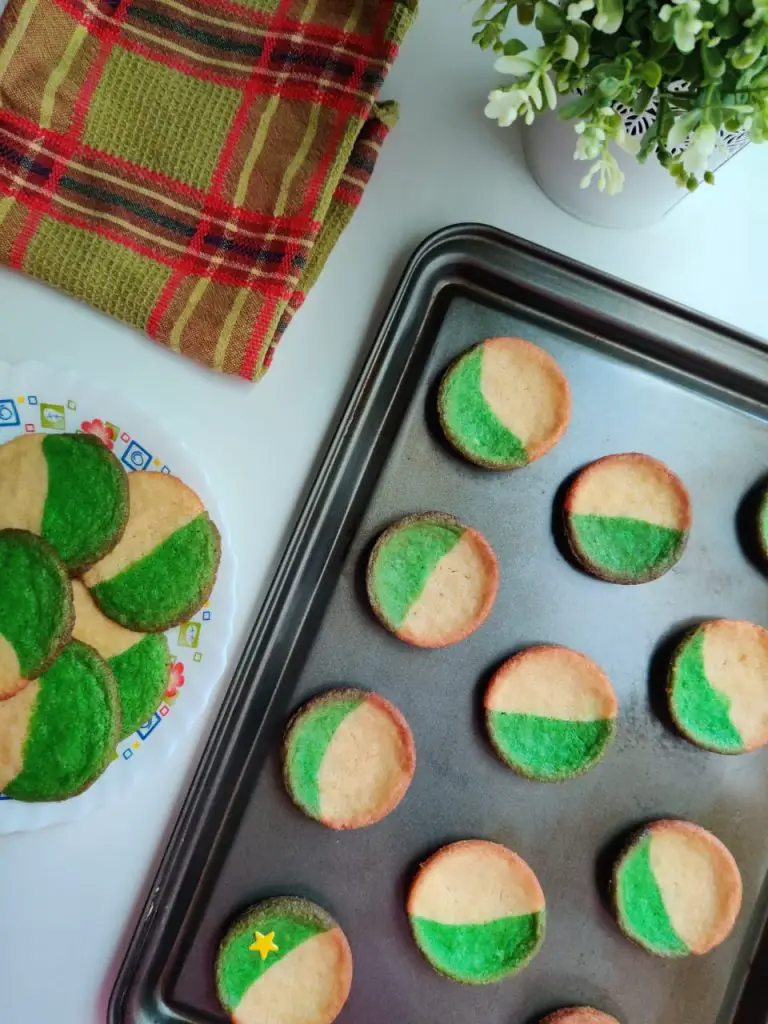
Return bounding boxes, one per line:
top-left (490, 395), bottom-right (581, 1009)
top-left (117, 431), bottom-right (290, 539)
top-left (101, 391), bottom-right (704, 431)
top-left (215, 897), bottom-right (353, 1024)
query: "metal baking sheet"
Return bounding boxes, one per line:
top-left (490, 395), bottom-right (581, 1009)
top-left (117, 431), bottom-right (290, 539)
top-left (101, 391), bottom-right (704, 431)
top-left (110, 224), bottom-right (768, 1024)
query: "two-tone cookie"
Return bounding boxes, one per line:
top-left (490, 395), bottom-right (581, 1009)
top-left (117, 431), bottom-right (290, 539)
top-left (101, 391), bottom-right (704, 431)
top-left (366, 513), bottom-right (498, 647)
top-left (0, 433), bottom-right (128, 573)
top-left (0, 529), bottom-right (73, 699)
top-left (438, 337), bottom-right (571, 470)
top-left (613, 819), bottom-right (742, 957)
top-left (668, 619), bottom-right (768, 754)
top-left (71, 581), bottom-right (170, 739)
top-left (0, 640), bottom-right (119, 801)
top-left (283, 688), bottom-right (415, 830)
top-left (485, 646), bottom-right (618, 781)
top-left (540, 1010), bottom-right (619, 1024)
top-left (215, 897), bottom-right (352, 1024)
top-left (759, 487), bottom-right (768, 560)
top-left (407, 839), bottom-right (545, 984)
top-left (565, 454), bottom-right (691, 584)
top-left (83, 472), bottom-right (220, 632)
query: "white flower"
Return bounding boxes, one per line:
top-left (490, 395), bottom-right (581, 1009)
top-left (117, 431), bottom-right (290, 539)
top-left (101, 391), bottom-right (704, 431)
top-left (567, 0), bottom-right (594, 20)
top-left (580, 152), bottom-right (625, 194)
top-left (682, 122), bottom-right (718, 177)
top-left (494, 47), bottom-right (544, 77)
top-left (485, 89), bottom-right (525, 127)
top-left (659, 0), bottom-right (704, 51)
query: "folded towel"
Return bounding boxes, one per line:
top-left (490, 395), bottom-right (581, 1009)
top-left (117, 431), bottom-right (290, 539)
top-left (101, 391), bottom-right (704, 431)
top-left (0, 0), bottom-right (414, 379)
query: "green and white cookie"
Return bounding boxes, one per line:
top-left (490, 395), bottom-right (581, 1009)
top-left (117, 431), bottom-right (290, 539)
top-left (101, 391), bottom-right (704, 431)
top-left (759, 487), bottom-right (768, 560)
top-left (367, 513), bottom-right (499, 647)
top-left (283, 688), bottom-right (416, 830)
top-left (72, 581), bottom-right (170, 739)
top-left (438, 337), bottom-right (571, 470)
top-left (485, 645), bottom-right (618, 781)
top-left (407, 839), bottom-right (546, 984)
top-left (565, 453), bottom-right (691, 584)
top-left (0, 433), bottom-right (128, 573)
top-left (613, 819), bottom-right (742, 957)
top-left (83, 472), bottom-right (220, 632)
top-left (668, 619), bottom-right (768, 754)
top-left (0, 529), bottom-right (73, 700)
top-left (215, 897), bottom-right (353, 1024)
top-left (0, 640), bottom-right (119, 801)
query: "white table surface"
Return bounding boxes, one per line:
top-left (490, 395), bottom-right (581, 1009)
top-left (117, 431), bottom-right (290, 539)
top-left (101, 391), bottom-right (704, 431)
top-left (1, 2), bottom-right (766, 1021)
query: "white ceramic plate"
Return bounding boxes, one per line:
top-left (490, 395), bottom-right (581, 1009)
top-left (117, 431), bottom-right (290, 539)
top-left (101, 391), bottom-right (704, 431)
top-left (0, 361), bottom-right (234, 833)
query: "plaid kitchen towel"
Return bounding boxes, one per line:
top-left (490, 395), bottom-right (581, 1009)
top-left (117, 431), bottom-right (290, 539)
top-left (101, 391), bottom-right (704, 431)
top-left (0, 0), bottom-right (415, 379)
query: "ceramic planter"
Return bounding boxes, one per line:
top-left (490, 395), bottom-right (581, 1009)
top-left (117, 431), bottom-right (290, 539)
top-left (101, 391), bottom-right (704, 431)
top-left (523, 93), bottom-right (749, 229)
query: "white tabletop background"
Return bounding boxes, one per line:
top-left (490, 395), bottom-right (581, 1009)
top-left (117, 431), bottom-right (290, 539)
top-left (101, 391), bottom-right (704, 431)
top-left (0, 1), bottom-right (766, 1021)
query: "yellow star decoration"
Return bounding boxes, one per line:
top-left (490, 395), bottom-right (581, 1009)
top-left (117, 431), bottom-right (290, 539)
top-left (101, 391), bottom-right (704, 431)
top-left (249, 930), bottom-right (279, 961)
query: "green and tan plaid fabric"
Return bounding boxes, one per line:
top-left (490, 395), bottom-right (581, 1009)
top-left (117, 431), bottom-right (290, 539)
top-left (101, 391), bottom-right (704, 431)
top-left (0, 0), bottom-right (415, 379)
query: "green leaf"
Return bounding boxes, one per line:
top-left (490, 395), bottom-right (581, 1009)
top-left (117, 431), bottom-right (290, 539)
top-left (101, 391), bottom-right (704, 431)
top-left (660, 50), bottom-right (685, 74)
top-left (535, 0), bottom-right (567, 34)
top-left (518, 2), bottom-right (535, 25)
top-left (594, 0), bottom-right (624, 34)
top-left (640, 59), bottom-right (663, 86)
top-left (715, 11), bottom-right (741, 36)
top-left (632, 83), bottom-right (656, 112)
top-left (559, 92), bottom-right (596, 118)
top-left (653, 18), bottom-right (675, 42)
top-left (701, 39), bottom-right (727, 78)
top-left (503, 38), bottom-right (528, 55)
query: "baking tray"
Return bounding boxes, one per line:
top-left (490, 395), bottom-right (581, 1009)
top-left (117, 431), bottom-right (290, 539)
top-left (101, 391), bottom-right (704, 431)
top-left (110, 224), bottom-right (768, 1024)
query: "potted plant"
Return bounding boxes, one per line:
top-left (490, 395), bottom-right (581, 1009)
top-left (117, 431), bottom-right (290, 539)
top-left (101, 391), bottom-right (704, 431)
top-left (475, 0), bottom-right (766, 225)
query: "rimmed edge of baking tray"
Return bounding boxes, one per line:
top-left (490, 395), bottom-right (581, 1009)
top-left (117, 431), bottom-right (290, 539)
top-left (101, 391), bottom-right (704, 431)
top-left (109, 223), bottom-right (768, 1024)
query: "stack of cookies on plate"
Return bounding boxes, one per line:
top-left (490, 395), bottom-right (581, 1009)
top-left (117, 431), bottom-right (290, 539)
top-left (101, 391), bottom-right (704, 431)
top-left (0, 433), bottom-right (220, 802)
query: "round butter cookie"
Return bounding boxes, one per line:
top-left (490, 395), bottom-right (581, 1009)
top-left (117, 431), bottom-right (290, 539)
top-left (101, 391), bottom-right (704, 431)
top-left (215, 897), bottom-right (352, 1024)
top-left (485, 645), bottom-right (618, 781)
top-left (83, 472), bottom-right (220, 632)
top-left (0, 529), bottom-right (73, 699)
top-left (0, 640), bottom-right (119, 801)
top-left (407, 839), bottom-right (546, 984)
top-left (71, 580), bottom-right (170, 739)
top-left (613, 819), bottom-right (741, 957)
top-left (540, 1010), bottom-right (620, 1024)
top-left (438, 337), bottom-right (571, 470)
top-left (283, 688), bottom-right (415, 829)
top-left (367, 513), bottom-right (498, 647)
top-left (0, 433), bottom-right (128, 573)
top-left (668, 619), bottom-right (768, 754)
top-left (565, 454), bottom-right (691, 584)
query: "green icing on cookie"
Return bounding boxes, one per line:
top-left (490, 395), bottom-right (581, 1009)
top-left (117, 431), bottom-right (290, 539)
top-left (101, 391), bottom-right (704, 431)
top-left (42, 434), bottom-right (128, 571)
top-left (441, 348), bottom-right (527, 467)
top-left (91, 514), bottom-right (219, 630)
top-left (0, 531), bottom-right (71, 677)
top-left (286, 695), bottom-right (364, 817)
top-left (217, 909), bottom-right (329, 1011)
top-left (372, 521), bottom-right (463, 628)
top-left (570, 514), bottom-right (685, 580)
top-left (670, 630), bottom-right (743, 752)
top-left (488, 711), bottom-right (614, 780)
top-left (615, 836), bottom-right (688, 956)
top-left (410, 912), bottom-right (544, 983)
top-left (4, 641), bottom-right (117, 802)
top-left (109, 633), bottom-right (171, 739)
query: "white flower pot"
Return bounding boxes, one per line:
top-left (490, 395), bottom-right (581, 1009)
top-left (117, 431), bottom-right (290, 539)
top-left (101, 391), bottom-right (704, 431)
top-left (522, 102), bottom-right (749, 229)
